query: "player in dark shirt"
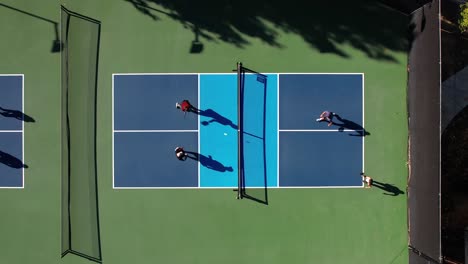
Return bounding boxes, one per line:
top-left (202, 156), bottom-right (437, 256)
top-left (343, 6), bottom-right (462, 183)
top-left (175, 147), bottom-right (187, 161)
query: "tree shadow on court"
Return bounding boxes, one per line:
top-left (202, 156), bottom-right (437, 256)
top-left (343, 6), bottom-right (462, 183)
top-left (0, 107), bottom-right (35, 122)
top-left (124, 0), bottom-right (410, 61)
top-left (186, 151), bottom-right (233, 172)
top-left (332, 114), bottom-right (370, 137)
top-left (0, 150), bottom-right (28, 169)
top-left (372, 180), bottom-right (404, 196)
top-left (198, 109), bottom-right (237, 130)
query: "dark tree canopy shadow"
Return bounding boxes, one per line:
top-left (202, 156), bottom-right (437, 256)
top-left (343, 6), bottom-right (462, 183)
top-left (441, 105), bottom-right (468, 262)
top-left (372, 180), bottom-right (404, 196)
top-left (0, 150), bottom-right (27, 169)
top-left (0, 107), bottom-right (35, 122)
top-left (125, 0), bottom-right (410, 61)
top-left (333, 114), bottom-right (370, 137)
top-left (199, 109), bottom-right (237, 129)
top-left (186, 151), bottom-right (233, 172)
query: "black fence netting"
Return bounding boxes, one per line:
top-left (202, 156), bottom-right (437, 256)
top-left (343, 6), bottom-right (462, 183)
top-left (407, 1), bottom-right (441, 263)
top-left (61, 6), bottom-right (102, 263)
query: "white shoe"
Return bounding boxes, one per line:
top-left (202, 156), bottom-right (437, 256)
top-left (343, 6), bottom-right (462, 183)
top-left (316, 118), bottom-right (321, 122)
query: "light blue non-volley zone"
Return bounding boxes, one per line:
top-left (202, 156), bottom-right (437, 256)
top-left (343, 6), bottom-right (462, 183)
top-left (0, 75), bottom-right (25, 188)
top-left (113, 73), bottom-right (364, 188)
top-left (199, 74), bottom-right (278, 188)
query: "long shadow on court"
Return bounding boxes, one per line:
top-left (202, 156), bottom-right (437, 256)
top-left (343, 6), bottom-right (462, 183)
top-left (198, 109), bottom-right (237, 130)
top-left (0, 150), bottom-right (27, 169)
top-left (125, 0), bottom-right (410, 61)
top-left (0, 3), bottom-right (61, 53)
top-left (332, 114), bottom-right (370, 137)
top-left (372, 180), bottom-right (404, 196)
top-left (0, 107), bottom-right (35, 122)
top-left (186, 151), bottom-right (233, 172)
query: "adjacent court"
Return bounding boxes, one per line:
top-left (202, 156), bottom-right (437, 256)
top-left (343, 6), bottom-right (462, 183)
top-left (0, 75), bottom-right (24, 188)
top-left (113, 73), bottom-right (364, 189)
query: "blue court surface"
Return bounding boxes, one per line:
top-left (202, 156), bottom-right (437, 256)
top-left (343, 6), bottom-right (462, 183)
top-left (0, 75), bottom-right (25, 188)
top-left (113, 73), bottom-right (364, 189)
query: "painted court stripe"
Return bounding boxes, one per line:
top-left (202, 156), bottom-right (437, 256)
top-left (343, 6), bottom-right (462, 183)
top-left (114, 186), bottom-right (199, 189)
top-left (362, 74), bottom-right (365, 174)
top-left (0, 130), bottom-right (23, 133)
top-left (112, 74), bottom-right (115, 188)
top-left (279, 129), bottom-right (360, 132)
top-left (114, 130), bottom-right (198, 133)
top-left (112, 72), bottom-right (364, 75)
top-left (113, 185), bottom-right (363, 189)
top-left (0, 74), bottom-right (25, 188)
top-left (22, 74), bottom-right (24, 188)
top-left (277, 74), bottom-right (280, 187)
top-left (197, 73), bottom-right (201, 188)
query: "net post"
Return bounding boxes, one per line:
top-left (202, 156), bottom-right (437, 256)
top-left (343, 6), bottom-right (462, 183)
top-left (237, 62), bottom-right (243, 199)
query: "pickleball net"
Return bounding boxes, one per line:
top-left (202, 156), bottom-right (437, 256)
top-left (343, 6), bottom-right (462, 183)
top-left (236, 62), bottom-right (268, 204)
top-left (61, 6), bottom-right (102, 263)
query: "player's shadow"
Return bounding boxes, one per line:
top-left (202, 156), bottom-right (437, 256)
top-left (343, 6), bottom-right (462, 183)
top-left (372, 180), bottom-right (404, 196)
top-left (332, 114), bottom-right (370, 137)
top-left (186, 151), bottom-right (233, 172)
top-left (0, 107), bottom-right (35, 122)
top-left (0, 150), bottom-right (28, 169)
top-left (198, 109), bottom-right (237, 130)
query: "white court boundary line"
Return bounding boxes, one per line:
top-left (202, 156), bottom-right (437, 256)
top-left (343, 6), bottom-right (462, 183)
top-left (112, 74), bottom-right (115, 188)
top-left (112, 72), bottom-right (366, 189)
top-left (276, 74), bottom-right (280, 188)
top-left (279, 129), bottom-right (361, 132)
top-left (197, 74), bottom-right (201, 188)
top-left (113, 185), bottom-right (364, 189)
top-left (362, 72), bottom-right (365, 187)
top-left (114, 130), bottom-right (198, 133)
top-left (22, 74), bottom-right (24, 189)
top-left (0, 74), bottom-right (25, 189)
top-left (113, 72), bottom-right (365, 76)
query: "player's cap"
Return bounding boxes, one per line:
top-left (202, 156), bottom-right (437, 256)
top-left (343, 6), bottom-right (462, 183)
top-left (176, 103), bottom-right (181, 109)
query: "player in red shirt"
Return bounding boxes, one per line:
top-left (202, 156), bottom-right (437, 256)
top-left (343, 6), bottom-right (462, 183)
top-left (176, 100), bottom-right (198, 113)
